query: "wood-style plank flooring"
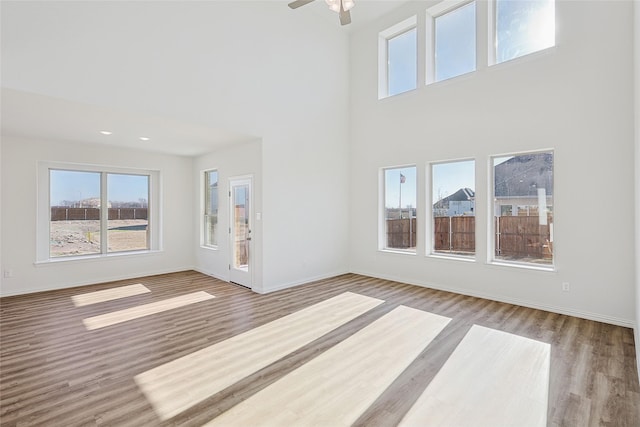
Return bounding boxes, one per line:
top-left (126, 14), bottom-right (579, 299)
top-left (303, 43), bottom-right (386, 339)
top-left (1, 271), bottom-right (639, 426)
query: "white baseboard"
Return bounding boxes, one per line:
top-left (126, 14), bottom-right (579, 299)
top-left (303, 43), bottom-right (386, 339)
top-left (636, 327), bottom-right (640, 376)
top-left (0, 266), bottom-right (195, 298)
top-left (349, 269), bottom-right (635, 328)
top-left (3, 266), bottom-right (634, 329)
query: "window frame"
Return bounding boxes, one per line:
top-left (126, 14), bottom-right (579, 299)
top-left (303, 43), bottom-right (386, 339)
top-left (202, 169), bottom-right (219, 249)
top-left (379, 164), bottom-right (418, 254)
top-left (489, 0), bottom-right (556, 66)
top-left (37, 162), bottom-right (161, 263)
top-left (428, 158), bottom-right (477, 260)
top-left (426, 0), bottom-right (477, 84)
top-left (378, 16), bottom-right (418, 99)
top-left (489, 149), bottom-right (555, 270)
top-left (106, 172), bottom-right (151, 254)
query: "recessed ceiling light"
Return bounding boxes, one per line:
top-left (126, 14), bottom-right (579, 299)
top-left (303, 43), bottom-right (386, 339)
top-left (99, 130), bottom-right (113, 135)
top-left (139, 137), bottom-right (150, 141)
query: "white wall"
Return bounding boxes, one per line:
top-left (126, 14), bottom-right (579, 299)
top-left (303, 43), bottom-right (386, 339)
top-left (0, 138), bottom-right (3, 292)
top-left (1, 1), bottom-right (350, 293)
top-left (0, 137), bottom-right (194, 296)
top-left (349, 1), bottom-right (636, 325)
top-left (634, 0), bottom-right (640, 374)
top-left (193, 140), bottom-right (264, 291)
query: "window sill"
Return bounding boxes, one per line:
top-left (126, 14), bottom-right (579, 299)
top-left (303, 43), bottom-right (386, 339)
top-left (490, 45), bottom-right (557, 69)
top-left (488, 260), bottom-right (556, 272)
top-left (428, 253), bottom-right (475, 263)
top-left (200, 245), bottom-right (219, 251)
top-left (378, 86), bottom-right (418, 101)
top-left (379, 249), bottom-right (417, 256)
top-left (34, 250), bottom-right (163, 267)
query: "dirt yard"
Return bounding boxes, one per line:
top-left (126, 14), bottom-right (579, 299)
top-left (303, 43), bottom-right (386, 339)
top-left (50, 220), bottom-right (148, 257)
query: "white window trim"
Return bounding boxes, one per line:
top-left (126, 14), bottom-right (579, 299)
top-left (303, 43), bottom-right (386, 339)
top-left (201, 168), bottom-right (219, 250)
top-left (379, 164), bottom-right (418, 254)
top-left (426, 0), bottom-right (477, 85)
top-left (427, 157), bottom-right (477, 260)
top-left (36, 161), bottom-right (161, 263)
top-left (378, 15), bottom-right (418, 99)
top-left (487, 149), bottom-right (555, 270)
top-left (487, 0), bottom-right (498, 66)
top-left (488, 0), bottom-right (556, 66)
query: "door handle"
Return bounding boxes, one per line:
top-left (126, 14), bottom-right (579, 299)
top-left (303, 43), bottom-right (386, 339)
top-left (246, 237), bottom-right (252, 241)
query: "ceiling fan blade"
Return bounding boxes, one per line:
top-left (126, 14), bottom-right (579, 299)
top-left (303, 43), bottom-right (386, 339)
top-left (288, 0), bottom-right (315, 9)
top-left (339, 7), bottom-right (351, 25)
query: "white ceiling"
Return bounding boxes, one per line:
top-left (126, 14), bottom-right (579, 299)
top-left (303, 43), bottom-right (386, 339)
top-left (1, 88), bottom-right (257, 157)
top-left (1, 0), bottom-right (408, 157)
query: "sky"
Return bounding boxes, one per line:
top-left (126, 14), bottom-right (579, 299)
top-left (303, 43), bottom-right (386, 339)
top-left (435, 1), bottom-right (476, 82)
top-left (432, 160), bottom-right (475, 202)
top-left (496, 0), bottom-right (555, 63)
top-left (388, 0), bottom-right (555, 91)
top-left (384, 161), bottom-right (477, 210)
top-left (50, 170), bottom-right (148, 206)
top-left (388, 27), bottom-right (417, 96)
top-left (385, 166), bottom-right (417, 209)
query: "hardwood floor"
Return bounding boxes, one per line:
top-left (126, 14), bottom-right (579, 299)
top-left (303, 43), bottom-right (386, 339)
top-left (1, 271), bottom-right (638, 426)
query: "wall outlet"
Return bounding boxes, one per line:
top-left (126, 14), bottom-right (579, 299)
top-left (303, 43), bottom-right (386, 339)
top-left (3, 269), bottom-right (13, 279)
top-left (562, 282), bottom-right (570, 292)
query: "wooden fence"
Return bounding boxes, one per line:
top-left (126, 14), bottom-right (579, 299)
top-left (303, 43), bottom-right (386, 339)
top-left (51, 207), bottom-right (148, 221)
top-left (387, 216), bottom-right (552, 259)
top-left (495, 215), bottom-right (552, 260)
top-left (434, 216), bottom-right (475, 254)
top-left (386, 218), bottom-right (417, 249)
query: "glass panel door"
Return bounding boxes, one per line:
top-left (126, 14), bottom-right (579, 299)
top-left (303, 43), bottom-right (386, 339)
top-left (229, 177), bottom-right (252, 287)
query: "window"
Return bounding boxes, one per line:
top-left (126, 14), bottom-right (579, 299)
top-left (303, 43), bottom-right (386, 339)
top-left (50, 170), bottom-right (102, 257)
top-left (493, 0), bottom-right (555, 64)
top-left (379, 17), bottom-right (417, 98)
top-left (431, 160), bottom-right (475, 257)
top-left (107, 173), bottom-right (149, 253)
top-left (388, 28), bottom-right (417, 96)
top-left (203, 170), bottom-right (219, 247)
top-left (429, 1), bottom-right (476, 83)
top-left (381, 166), bottom-right (417, 252)
top-left (40, 163), bottom-right (158, 261)
top-left (492, 151), bottom-right (553, 266)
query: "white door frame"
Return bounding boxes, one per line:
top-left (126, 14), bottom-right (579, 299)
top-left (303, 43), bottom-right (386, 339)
top-left (228, 175), bottom-right (253, 289)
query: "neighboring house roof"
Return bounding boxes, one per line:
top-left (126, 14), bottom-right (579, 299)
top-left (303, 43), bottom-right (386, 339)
top-left (494, 153), bottom-right (553, 197)
top-left (434, 188), bottom-right (475, 208)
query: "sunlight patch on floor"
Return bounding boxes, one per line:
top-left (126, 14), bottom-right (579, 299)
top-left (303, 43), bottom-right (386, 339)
top-left (135, 292), bottom-right (384, 421)
top-left (72, 283), bottom-right (150, 307)
top-left (82, 291), bottom-right (215, 330)
top-left (399, 325), bottom-right (550, 427)
top-left (204, 305), bottom-right (451, 427)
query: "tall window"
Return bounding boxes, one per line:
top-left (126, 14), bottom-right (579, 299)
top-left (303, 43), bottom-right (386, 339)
top-left (382, 166), bottom-right (417, 252)
top-left (431, 1), bottom-right (477, 82)
top-left (50, 170), bottom-right (101, 257)
top-left (494, 0), bottom-right (555, 64)
top-left (107, 174), bottom-right (149, 253)
top-left (46, 166), bottom-right (154, 259)
top-left (388, 28), bottom-right (417, 96)
top-left (492, 151), bottom-right (554, 266)
top-left (431, 160), bottom-right (475, 257)
top-left (379, 17), bottom-right (417, 98)
top-left (204, 170), bottom-right (219, 247)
